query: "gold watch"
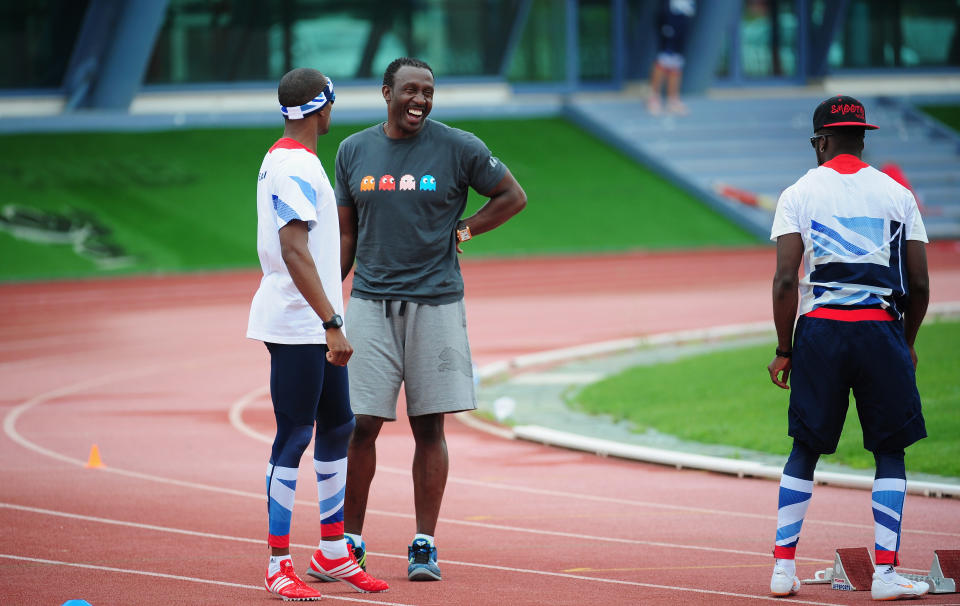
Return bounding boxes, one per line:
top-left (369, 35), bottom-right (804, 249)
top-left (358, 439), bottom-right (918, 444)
top-left (456, 221), bottom-right (472, 243)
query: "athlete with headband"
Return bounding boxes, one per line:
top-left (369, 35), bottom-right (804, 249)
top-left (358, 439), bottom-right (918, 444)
top-left (248, 67), bottom-right (388, 601)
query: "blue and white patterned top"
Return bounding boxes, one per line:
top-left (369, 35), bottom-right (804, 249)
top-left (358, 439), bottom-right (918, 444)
top-left (771, 154), bottom-right (927, 319)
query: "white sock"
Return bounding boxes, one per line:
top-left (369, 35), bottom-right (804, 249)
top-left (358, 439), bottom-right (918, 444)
top-left (876, 564), bottom-right (896, 580)
top-left (268, 554), bottom-right (292, 576)
top-left (776, 558), bottom-right (796, 577)
top-left (320, 538), bottom-right (349, 559)
top-left (413, 533), bottom-right (434, 547)
top-left (345, 532), bottom-right (363, 547)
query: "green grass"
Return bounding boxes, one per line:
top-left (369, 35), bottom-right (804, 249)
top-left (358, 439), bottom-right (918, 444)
top-left (0, 117), bottom-right (757, 282)
top-left (920, 104), bottom-right (960, 132)
top-left (570, 319), bottom-right (960, 477)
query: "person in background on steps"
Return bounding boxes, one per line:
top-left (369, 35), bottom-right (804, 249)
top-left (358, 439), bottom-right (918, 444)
top-left (647, 0), bottom-right (696, 115)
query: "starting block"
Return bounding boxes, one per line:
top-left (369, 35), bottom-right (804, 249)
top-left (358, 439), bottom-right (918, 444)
top-left (902, 550), bottom-right (960, 594)
top-left (803, 547), bottom-right (959, 594)
top-left (803, 547), bottom-right (875, 590)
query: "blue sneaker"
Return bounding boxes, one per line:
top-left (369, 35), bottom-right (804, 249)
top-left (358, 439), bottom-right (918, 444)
top-left (407, 538), bottom-right (441, 581)
top-left (347, 535), bottom-right (367, 571)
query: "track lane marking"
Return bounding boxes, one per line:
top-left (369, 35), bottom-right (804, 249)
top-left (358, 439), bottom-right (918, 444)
top-left (0, 500), bottom-right (807, 562)
top-left (0, 554), bottom-right (413, 605)
top-left (0, 505), bottom-right (848, 605)
top-left (6, 368), bottom-right (957, 559)
top-left (228, 387), bottom-right (960, 540)
top-left (564, 563), bottom-right (826, 573)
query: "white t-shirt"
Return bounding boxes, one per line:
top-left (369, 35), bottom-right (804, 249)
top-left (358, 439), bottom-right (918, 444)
top-left (247, 138), bottom-right (344, 344)
top-left (770, 154), bottom-right (927, 319)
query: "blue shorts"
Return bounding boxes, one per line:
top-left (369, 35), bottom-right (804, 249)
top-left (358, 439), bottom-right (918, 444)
top-left (658, 10), bottom-right (691, 55)
top-left (788, 313), bottom-right (926, 454)
top-left (266, 342), bottom-right (353, 429)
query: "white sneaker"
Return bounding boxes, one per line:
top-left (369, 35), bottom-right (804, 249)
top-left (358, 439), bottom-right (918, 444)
top-left (871, 570), bottom-right (929, 600)
top-left (770, 565), bottom-right (800, 596)
top-left (646, 96), bottom-right (662, 116)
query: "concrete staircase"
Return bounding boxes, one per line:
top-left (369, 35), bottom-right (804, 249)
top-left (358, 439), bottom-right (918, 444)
top-left (565, 95), bottom-right (960, 241)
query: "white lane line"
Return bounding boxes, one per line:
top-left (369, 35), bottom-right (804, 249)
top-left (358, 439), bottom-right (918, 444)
top-left (0, 507), bottom-right (846, 605)
top-left (509, 372), bottom-right (606, 385)
top-left (0, 500), bottom-right (800, 562)
top-left (3, 367), bottom-right (169, 467)
top-left (3, 351), bottom-right (249, 468)
top-left (0, 501), bottom-right (922, 577)
top-left (227, 389), bottom-right (960, 539)
top-left (7, 369), bottom-right (957, 555)
top-left (227, 384), bottom-right (271, 443)
top-left (0, 554), bottom-right (413, 605)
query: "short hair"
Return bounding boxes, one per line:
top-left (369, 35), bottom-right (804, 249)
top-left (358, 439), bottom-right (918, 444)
top-left (824, 127), bottom-right (865, 152)
top-left (382, 57), bottom-right (434, 88)
top-left (278, 68), bottom-right (328, 109)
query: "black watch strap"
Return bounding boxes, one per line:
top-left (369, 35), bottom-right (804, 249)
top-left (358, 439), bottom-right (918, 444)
top-left (775, 348), bottom-right (792, 358)
top-left (322, 314), bottom-right (343, 330)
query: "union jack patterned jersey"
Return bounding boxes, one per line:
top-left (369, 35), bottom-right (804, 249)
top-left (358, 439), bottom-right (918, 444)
top-left (771, 154), bottom-right (927, 319)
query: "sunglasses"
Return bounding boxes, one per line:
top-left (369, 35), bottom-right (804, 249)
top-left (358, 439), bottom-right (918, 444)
top-left (810, 133), bottom-right (832, 148)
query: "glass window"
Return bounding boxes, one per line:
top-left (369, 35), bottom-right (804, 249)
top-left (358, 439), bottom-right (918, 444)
top-left (0, 0), bottom-right (90, 89)
top-left (831, 0), bottom-right (960, 69)
top-left (740, 0), bottom-right (798, 78)
top-left (507, 0), bottom-right (567, 83)
top-left (579, 0), bottom-right (613, 81)
top-left (146, 0), bottom-right (525, 85)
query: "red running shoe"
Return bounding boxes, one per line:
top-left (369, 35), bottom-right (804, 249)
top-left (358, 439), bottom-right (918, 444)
top-left (265, 559), bottom-right (322, 601)
top-left (307, 547), bottom-right (389, 593)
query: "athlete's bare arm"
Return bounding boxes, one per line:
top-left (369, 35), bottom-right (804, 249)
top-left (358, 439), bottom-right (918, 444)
top-left (903, 239), bottom-right (930, 368)
top-left (458, 169), bottom-right (526, 241)
top-left (338, 206), bottom-right (358, 281)
top-left (279, 219), bottom-right (352, 366)
top-left (768, 232), bottom-right (803, 388)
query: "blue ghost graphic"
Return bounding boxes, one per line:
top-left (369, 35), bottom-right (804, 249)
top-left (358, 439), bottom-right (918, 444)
top-left (420, 175), bottom-right (437, 191)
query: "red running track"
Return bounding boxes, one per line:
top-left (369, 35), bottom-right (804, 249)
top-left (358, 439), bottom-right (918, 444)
top-left (2, 244), bottom-right (960, 605)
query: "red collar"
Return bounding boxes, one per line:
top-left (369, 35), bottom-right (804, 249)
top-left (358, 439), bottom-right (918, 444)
top-left (268, 137), bottom-right (316, 156)
top-left (823, 154), bottom-right (868, 174)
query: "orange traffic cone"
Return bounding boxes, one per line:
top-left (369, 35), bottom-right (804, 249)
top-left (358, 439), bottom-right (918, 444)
top-left (85, 444), bottom-right (104, 469)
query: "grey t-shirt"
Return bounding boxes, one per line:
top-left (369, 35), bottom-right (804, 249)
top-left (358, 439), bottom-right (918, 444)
top-left (335, 119), bottom-right (508, 304)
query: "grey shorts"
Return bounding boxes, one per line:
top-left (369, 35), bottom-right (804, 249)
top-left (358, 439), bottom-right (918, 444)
top-left (345, 297), bottom-right (477, 420)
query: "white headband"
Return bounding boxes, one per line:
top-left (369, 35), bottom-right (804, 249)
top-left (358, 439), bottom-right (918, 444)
top-left (280, 78), bottom-right (335, 119)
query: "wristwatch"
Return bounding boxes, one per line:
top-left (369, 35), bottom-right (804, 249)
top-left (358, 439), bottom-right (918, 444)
top-left (322, 314), bottom-right (343, 330)
top-left (775, 348), bottom-right (792, 358)
top-left (456, 221), bottom-right (472, 243)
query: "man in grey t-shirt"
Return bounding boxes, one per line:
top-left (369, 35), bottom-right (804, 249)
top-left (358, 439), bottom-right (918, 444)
top-left (335, 57), bottom-right (526, 582)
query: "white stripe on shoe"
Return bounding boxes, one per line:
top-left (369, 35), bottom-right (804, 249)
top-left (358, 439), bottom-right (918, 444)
top-left (269, 576), bottom-right (294, 592)
top-left (311, 555), bottom-right (362, 578)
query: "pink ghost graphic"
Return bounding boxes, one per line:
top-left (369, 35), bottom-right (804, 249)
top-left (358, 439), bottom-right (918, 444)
top-left (379, 175), bottom-right (396, 190)
top-left (399, 174), bottom-right (416, 190)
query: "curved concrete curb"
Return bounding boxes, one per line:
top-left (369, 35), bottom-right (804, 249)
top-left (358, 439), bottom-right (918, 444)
top-left (461, 302), bottom-right (960, 498)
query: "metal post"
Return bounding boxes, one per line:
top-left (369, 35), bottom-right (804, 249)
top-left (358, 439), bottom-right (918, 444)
top-left (611, 0), bottom-right (626, 88)
top-left (808, 0), bottom-right (850, 77)
top-left (682, 0), bottom-right (743, 95)
top-left (86, 0), bottom-right (170, 111)
top-left (499, 0), bottom-right (533, 77)
top-left (566, 0), bottom-right (579, 91)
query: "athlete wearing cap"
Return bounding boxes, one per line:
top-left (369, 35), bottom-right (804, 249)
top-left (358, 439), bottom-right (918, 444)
top-left (248, 67), bottom-right (388, 601)
top-left (765, 95), bottom-right (930, 601)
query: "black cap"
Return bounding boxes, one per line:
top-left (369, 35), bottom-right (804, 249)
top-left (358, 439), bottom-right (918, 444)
top-left (812, 95), bottom-right (878, 132)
